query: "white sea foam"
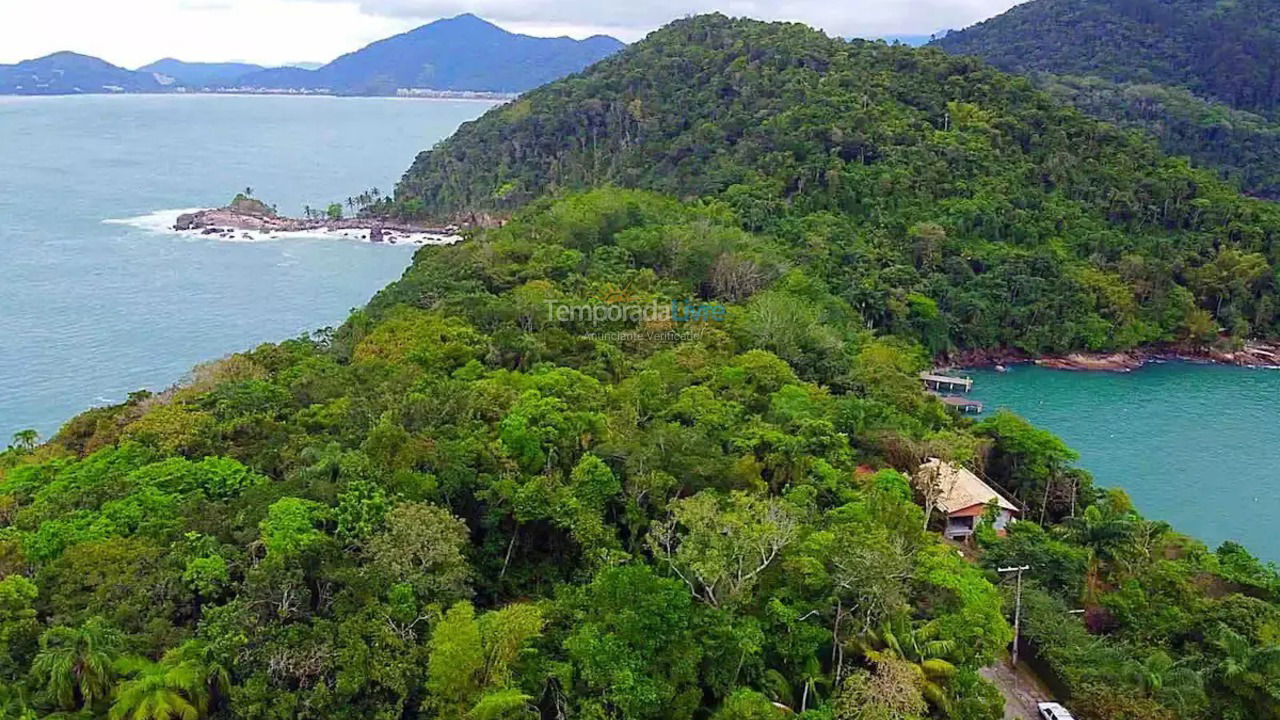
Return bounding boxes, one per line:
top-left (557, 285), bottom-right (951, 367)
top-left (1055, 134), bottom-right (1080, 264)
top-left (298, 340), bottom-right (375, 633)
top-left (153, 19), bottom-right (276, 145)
top-left (103, 208), bottom-right (462, 247)
top-left (103, 208), bottom-right (205, 234)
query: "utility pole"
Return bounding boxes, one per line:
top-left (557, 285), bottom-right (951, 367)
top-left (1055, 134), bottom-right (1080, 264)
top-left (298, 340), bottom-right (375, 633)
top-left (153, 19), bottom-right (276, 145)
top-left (998, 565), bottom-right (1031, 667)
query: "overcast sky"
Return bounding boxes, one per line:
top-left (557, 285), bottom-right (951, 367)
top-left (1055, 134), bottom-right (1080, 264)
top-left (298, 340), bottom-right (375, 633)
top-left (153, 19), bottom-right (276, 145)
top-left (0, 0), bottom-right (1026, 68)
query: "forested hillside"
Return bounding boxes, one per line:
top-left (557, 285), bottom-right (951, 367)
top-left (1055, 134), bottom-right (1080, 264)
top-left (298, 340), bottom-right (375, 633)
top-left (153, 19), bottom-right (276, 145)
top-left (5, 186), bottom-right (1280, 720)
top-left (932, 0), bottom-right (1280, 119)
top-left (1037, 75), bottom-right (1280, 200)
top-left (931, 0), bottom-right (1280, 199)
top-left (5, 15), bottom-right (1280, 720)
top-left (395, 14), bottom-right (1280, 356)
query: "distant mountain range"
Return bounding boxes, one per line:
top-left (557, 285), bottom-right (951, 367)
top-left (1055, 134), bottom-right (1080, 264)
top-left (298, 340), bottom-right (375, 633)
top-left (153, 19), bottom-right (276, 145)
top-left (0, 14), bottom-right (624, 97)
top-left (137, 59), bottom-right (267, 88)
top-left (234, 14), bottom-right (623, 94)
top-left (0, 52), bottom-right (164, 94)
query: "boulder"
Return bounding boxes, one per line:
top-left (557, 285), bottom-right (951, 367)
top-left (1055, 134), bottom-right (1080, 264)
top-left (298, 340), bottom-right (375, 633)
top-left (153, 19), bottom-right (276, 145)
top-left (175, 212), bottom-right (200, 230)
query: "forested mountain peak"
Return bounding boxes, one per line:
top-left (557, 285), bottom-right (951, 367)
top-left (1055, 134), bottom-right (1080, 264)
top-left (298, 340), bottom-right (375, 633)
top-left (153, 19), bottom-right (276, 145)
top-left (395, 13), bottom-right (1280, 356)
top-left (932, 0), bottom-right (1280, 118)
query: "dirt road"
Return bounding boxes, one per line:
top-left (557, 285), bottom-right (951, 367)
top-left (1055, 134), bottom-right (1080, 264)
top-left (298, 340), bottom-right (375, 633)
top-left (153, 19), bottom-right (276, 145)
top-left (980, 659), bottom-right (1056, 720)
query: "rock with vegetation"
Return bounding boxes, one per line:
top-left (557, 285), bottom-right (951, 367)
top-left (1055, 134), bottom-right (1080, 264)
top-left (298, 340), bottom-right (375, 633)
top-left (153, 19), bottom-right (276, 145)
top-left (174, 191), bottom-right (449, 235)
top-left (226, 193), bottom-right (275, 217)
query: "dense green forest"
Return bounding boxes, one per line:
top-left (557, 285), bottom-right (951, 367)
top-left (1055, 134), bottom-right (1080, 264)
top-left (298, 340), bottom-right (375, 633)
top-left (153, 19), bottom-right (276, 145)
top-left (931, 0), bottom-right (1280, 199)
top-left (5, 186), bottom-right (1280, 720)
top-left (932, 0), bottom-right (1280, 119)
top-left (5, 13), bottom-right (1280, 720)
top-left (1037, 75), bottom-right (1280, 200)
top-left (394, 15), bottom-right (1280, 356)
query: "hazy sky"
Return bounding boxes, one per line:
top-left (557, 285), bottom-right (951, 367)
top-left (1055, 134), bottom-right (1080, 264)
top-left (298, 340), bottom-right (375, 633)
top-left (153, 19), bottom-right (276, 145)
top-left (0, 0), bottom-right (1026, 68)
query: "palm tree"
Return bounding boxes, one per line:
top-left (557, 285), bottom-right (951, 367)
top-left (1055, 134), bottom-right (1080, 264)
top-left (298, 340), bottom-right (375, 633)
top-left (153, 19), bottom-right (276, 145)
top-left (9, 430), bottom-right (37, 452)
top-left (853, 618), bottom-right (958, 714)
top-left (30, 617), bottom-right (123, 710)
top-left (1212, 625), bottom-right (1280, 716)
top-left (1062, 503), bottom-right (1137, 596)
top-left (297, 442), bottom-right (346, 484)
top-left (0, 683), bottom-right (36, 720)
top-left (1124, 650), bottom-right (1205, 714)
top-left (109, 655), bottom-right (206, 720)
top-left (168, 639), bottom-right (230, 713)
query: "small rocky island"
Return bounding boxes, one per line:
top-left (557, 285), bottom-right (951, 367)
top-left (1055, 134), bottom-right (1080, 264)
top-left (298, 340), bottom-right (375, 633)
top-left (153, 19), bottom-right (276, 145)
top-left (174, 194), bottom-right (458, 244)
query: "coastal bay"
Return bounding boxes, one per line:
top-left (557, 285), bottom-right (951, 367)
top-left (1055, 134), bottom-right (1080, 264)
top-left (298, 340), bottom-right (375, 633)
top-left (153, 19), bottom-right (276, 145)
top-left (969, 363), bottom-right (1280, 561)
top-left (0, 93), bottom-right (494, 438)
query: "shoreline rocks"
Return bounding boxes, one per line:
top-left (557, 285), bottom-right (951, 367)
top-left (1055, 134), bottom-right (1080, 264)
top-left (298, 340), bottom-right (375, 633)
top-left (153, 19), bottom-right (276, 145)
top-left (941, 340), bottom-right (1280, 373)
top-left (174, 205), bottom-right (456, 236)
top-left (1035, 352), bottom-right (1145, 372)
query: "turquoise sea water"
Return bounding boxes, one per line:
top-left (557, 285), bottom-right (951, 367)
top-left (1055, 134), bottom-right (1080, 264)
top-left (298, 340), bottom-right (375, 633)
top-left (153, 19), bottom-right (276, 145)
top-left (969, 363), bottom-right (1280, 561)
top-left (0, 94), bottom-right (493, 439)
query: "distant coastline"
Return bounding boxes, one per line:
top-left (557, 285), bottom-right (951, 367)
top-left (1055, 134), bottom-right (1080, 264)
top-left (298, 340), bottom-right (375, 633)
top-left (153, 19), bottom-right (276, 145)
top-left (0, 87), bottom-right (517, 101)
top-left (0, 92), bottom-right (510, 104)
top-left (0, 14), bottom-right (623, 99)
top-left (172, 87), bottom-right (518, 101)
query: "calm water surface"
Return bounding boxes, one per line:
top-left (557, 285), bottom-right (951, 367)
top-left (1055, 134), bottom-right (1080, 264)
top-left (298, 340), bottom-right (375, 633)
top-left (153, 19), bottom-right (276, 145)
top-left (0, 94), bottom-right (493, 438)
top-left (970, 363), bottom-right (1280, 561)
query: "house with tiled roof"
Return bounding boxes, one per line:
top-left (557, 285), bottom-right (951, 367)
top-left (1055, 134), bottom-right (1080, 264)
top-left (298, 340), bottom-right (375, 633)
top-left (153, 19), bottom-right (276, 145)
top-left (916, 458), bottom-right (1020, 540)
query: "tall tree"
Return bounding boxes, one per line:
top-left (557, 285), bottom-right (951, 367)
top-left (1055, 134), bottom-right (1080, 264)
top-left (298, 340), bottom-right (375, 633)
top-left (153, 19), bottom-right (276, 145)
top-left (29, 617), bottom-right (122, 711)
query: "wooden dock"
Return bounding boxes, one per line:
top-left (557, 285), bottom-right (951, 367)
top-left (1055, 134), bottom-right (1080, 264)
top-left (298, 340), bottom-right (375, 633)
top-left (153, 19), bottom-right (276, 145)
top-left (938, 395), bottom-right (984, 414)
top-left (920, 372), bottom-right (973, 393)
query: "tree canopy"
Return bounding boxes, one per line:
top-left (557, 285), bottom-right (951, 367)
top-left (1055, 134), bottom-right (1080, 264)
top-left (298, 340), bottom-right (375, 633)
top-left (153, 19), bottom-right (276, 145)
top-left (394, 14), bottom-right (1280, 356)
top-left (2, 13), bottom-right (1279, 720)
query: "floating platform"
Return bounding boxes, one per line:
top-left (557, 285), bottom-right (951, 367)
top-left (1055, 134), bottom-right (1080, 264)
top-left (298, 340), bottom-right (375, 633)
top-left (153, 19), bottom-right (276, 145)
top-left (938, 395), bottom-right (984, 414)
top-left (920, 372), bottom-right (973, 393)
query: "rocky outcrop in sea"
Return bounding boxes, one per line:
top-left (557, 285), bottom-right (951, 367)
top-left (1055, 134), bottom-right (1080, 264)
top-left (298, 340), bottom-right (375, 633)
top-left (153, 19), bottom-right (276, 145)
top-left (173, 195), bottom-right (457, 243)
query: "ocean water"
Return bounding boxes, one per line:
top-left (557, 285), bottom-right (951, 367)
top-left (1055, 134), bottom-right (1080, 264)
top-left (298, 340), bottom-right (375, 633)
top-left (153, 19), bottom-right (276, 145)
top-left (0, 94), bottom-right (494, 440)
top-left (969, 363), bottom-right (1280, 561)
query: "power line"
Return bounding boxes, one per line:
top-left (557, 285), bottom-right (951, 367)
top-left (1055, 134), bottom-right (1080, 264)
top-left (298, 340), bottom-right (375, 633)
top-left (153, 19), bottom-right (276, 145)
top-left (997, 565), bottom-right (1031, 667)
